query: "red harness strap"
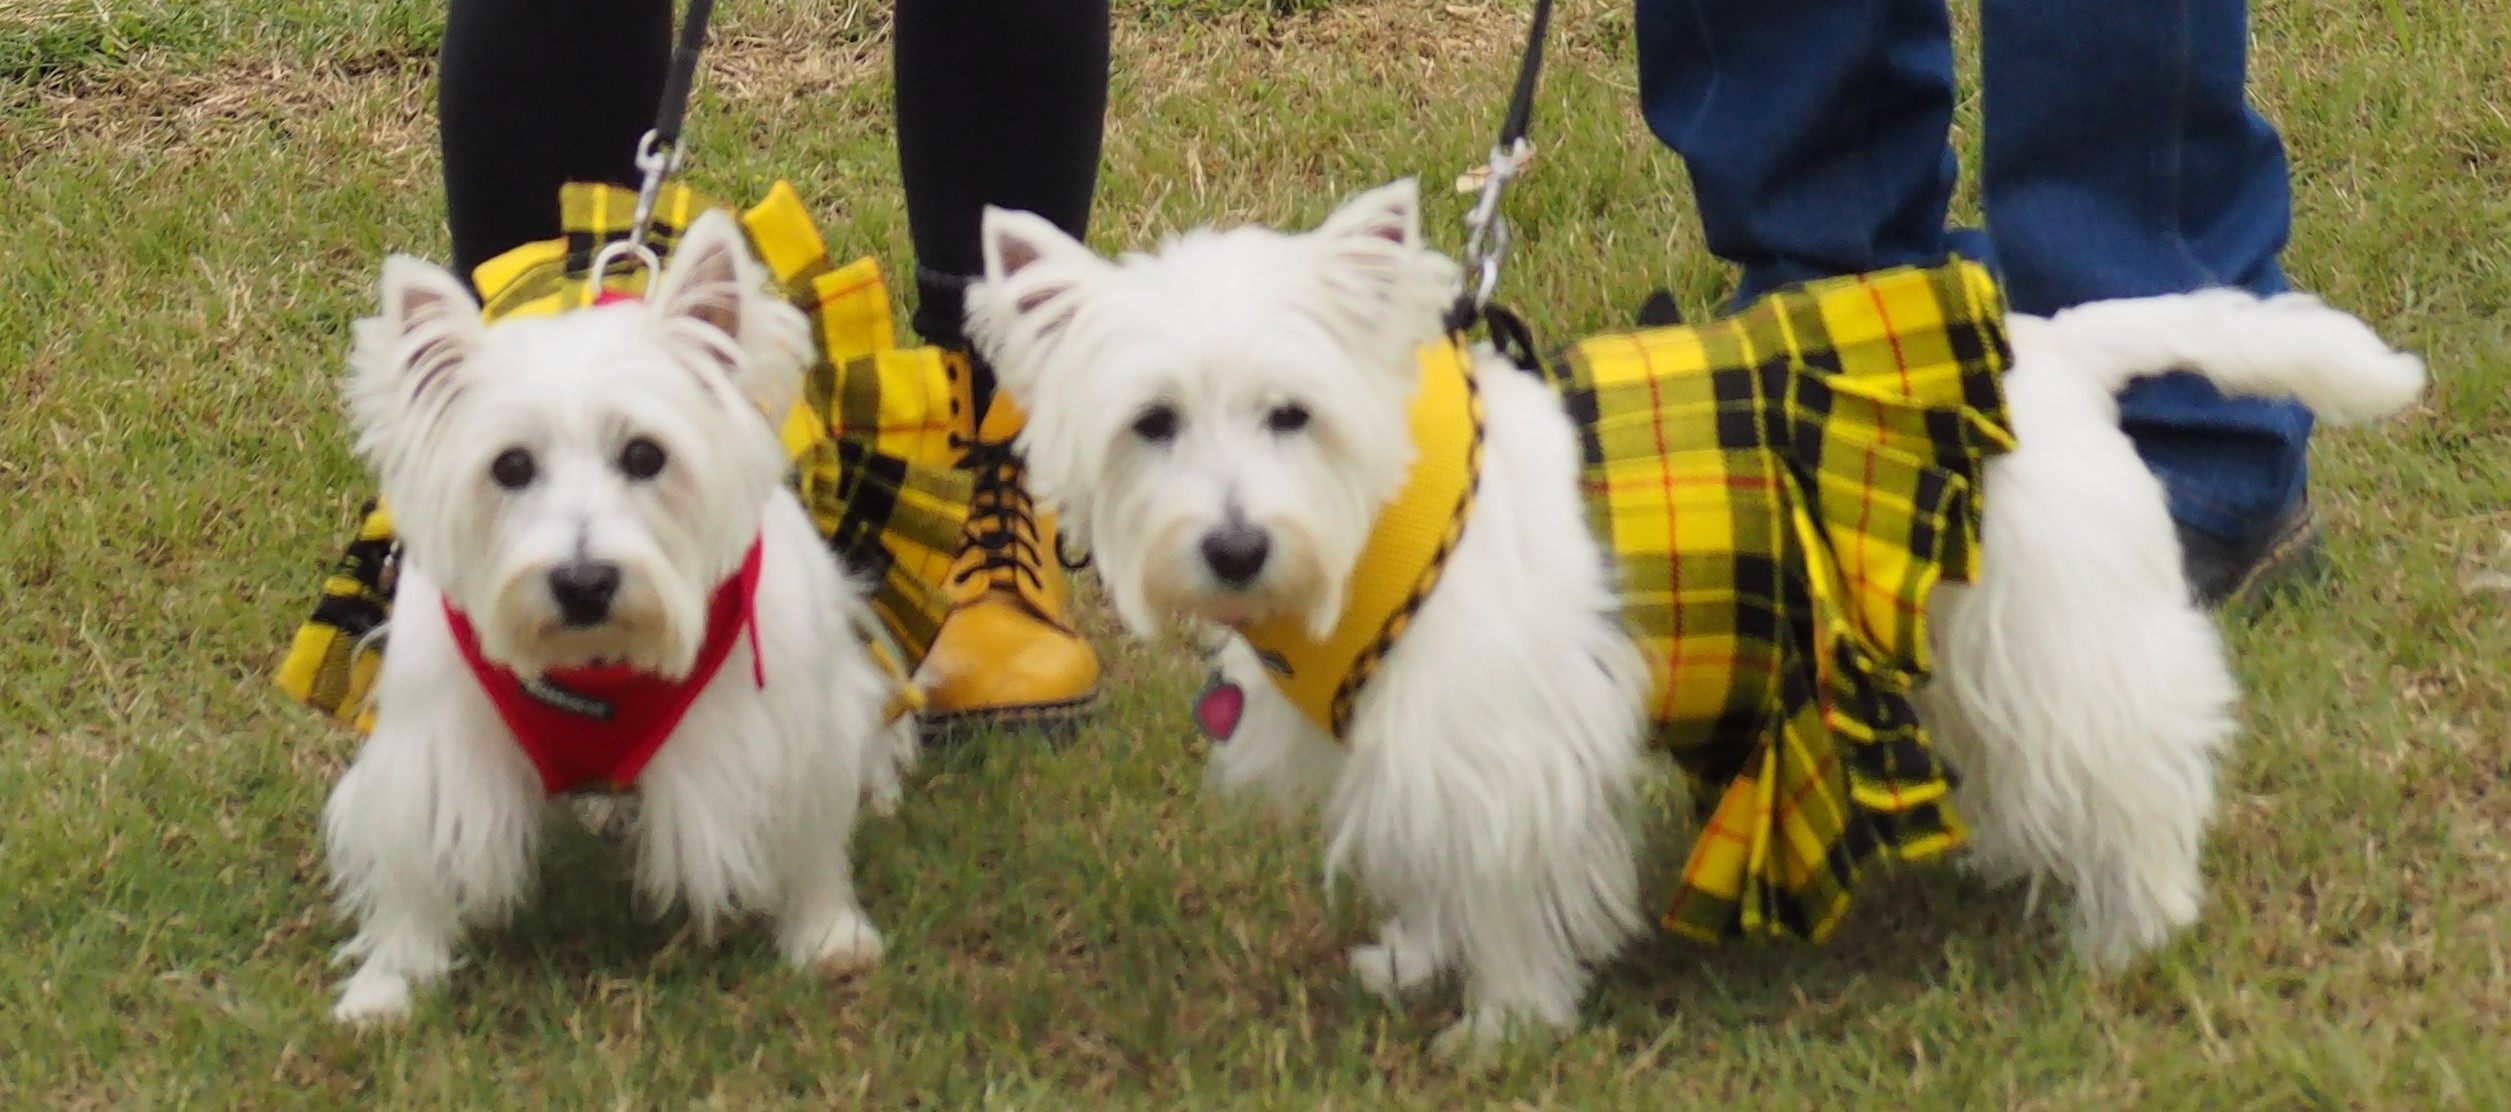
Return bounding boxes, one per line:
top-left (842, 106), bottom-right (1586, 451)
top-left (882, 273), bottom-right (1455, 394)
top-left (444, 540), bottom-right (767, 794)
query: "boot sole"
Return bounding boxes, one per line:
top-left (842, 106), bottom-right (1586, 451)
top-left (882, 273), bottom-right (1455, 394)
top-left (918, 691), bottom-right (1099, 746)
top-left (2215, 511), bottom-right (2328, 612)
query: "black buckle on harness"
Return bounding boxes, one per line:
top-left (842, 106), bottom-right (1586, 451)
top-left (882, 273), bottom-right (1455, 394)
top-left (1447, 297), bottom-right (1557, 387)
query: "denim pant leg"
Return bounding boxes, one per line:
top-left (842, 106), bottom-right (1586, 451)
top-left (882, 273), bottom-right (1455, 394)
top-left (1981, 0), bottom-right (2312, 542)
top-left (1635, 0), bottom-right (1960, 304)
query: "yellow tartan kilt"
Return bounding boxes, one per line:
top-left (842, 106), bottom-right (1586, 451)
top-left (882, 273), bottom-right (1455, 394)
top-left (1555, 261), bottom-right (2017, 943)
top-left (275, 181), bottom-right (969, 732)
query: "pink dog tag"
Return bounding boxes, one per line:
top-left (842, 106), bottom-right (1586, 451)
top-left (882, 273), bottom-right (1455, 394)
top-left (1194, 674), bottom-right (1244, 741)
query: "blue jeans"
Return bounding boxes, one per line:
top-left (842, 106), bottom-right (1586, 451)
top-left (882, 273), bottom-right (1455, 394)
top-left (1634, 0), bottom-right (2312, 543)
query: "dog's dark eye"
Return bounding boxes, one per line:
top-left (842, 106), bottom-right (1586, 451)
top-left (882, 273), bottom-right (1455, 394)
top-left (1266, 402), bottom-right (1311, 434)
top-left (489, 448), bottom-right (536, 490)
top-left (1132, 403), bottom-right (1180, 445)
top-left (619, 436), bottom-right (667, 480)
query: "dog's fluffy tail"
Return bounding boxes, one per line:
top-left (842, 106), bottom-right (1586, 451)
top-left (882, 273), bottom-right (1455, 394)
top-left (2032, 289), bottom-right (2425, 423)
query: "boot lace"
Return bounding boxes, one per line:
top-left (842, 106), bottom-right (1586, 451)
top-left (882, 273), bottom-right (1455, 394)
top-left (953, 434), bottom-right (1045, 592)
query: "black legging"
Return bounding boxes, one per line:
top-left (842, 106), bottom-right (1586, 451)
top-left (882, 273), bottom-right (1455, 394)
top-left (438, 0), bottom-right (1109, 374)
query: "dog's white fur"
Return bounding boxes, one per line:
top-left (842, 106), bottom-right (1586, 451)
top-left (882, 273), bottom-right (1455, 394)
top-left (967, 180), bottom-right (2425, 1054)
top-left (324, 211), bottom-right (912, 1024)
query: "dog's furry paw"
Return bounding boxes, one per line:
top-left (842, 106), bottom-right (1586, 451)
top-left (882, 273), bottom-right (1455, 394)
top-left (1349, 943), bottom-right (1437, 1001)
top-left (779, 905), bottom-right (885, 978)
top-left (1348, 923), bottom-right (1445, 1001)
top-left (1430, 1007), bottom-right (1566, 1062)
top-left (2072, 873), bottom-right (2201, 973)
top-left (567, 793), bottom-right (641, 840)
top-left (864, 717), bottom-right (918, 818)
top-left (330, 968), bottom-right (415, 1026)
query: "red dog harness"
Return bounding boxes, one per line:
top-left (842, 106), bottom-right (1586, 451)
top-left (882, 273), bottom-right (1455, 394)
top-left (445, 540), bottom-right (767, 794)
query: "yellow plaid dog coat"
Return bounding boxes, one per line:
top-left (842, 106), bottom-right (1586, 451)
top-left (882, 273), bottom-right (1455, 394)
top-left (1562, 261), bottom-right (2015, 941)
top-left (276, 181), bottom-right (969, 732)
top-left (1239, 261), bottom-right (2015, 944)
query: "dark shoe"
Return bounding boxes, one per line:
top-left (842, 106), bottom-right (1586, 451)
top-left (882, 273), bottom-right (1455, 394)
top-left (2177, 498), bottom-right (2326, 610)
top-left (1634, 289), bottom-right (1684, 328)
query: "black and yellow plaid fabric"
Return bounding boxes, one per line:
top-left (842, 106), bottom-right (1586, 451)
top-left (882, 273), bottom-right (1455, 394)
top-left (1556, 260), bottom-right (2015, 943)
top-left (276, 181), bottom-right (968, 732)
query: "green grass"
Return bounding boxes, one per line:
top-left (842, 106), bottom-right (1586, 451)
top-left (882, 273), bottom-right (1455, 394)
top-left (4, 0), bottom-right (2507, 1104)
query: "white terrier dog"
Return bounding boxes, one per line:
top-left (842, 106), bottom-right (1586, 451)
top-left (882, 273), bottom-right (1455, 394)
top-left (966, 180), bottom-right (2424, 1053)
top-left (324, 210), bottom-right (907, 1024)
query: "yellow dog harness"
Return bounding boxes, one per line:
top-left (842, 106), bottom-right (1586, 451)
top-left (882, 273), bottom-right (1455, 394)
top-left (276, 181), bottom-right (969, 733)
top-left (1234, 261), bottom-right (2017, 943)
top-left (1232, 340), bottom-right (1483, 734)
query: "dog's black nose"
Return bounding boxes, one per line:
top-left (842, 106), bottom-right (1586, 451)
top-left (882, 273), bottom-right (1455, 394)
top-left (1200, 523), bottom-right (1271, 587)
top-left (548, 561), bottom-right (621, 626)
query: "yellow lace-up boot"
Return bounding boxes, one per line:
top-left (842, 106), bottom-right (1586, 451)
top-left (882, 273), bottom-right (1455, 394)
top-left (916, 349), bottom-right (1102, 737)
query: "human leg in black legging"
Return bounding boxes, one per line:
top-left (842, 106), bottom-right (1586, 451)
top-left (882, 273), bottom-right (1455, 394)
top-left (894, 0), bottom-right (1110, 409)
top-left (438, 0), bottom-right (1107, 395)
top-left (438, 0), bottom-right (669, 281)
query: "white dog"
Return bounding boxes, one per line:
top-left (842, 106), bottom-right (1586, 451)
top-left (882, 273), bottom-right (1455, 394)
top-left (323, 211), bottom-right (908, 1024)
top-left (966, 180), bottom-right (2424, 1054)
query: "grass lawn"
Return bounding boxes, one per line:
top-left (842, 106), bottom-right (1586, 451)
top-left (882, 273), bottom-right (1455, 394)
top-left (4, 0), bottom-right (2507, 1104)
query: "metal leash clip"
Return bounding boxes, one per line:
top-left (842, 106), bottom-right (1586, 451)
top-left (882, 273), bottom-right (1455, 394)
top-left (1453, 0), bottom-right (1549, 323)
top-left (587, 128), bottom-right (683, 288)
top-left (1459, 137), bottom-right (1530, 314)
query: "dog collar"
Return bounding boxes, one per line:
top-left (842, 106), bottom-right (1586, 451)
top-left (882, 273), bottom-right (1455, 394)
top-left (445, 539), bottom-right (766, 794)
top-left (1231, 337), bottom-right (1483, 738)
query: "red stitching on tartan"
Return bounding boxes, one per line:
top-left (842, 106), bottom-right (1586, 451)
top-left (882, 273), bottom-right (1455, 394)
top-left (1633, 333), bottom-right (1683, 726)
top-left (1780, 744), bottom-right (1840, 821)
top-left (1591, 473), bottom-right (1778, 495)
top-left (1854, 393), bottom-right (1881, 614)
top-left (1679, 809), bottom-right (1755, 889)
top-left (1658, 649), bottom-right (1735, 676)
top-left (1860, 277), bottom-right (1914, 397)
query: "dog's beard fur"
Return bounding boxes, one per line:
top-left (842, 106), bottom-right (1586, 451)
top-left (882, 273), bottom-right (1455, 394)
top-left (971, 179), bottom-right (2427, 1055)
top-left (322, 210), bottom-right (907, 1026)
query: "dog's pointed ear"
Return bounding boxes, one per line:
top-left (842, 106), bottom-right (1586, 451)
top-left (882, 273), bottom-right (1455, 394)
top-left (349, 255), bottom-right (483, 454)
top-left (1314, 177), bottom-right (1423, 253)
top-left (982, 205), bottom-right (1100, 290)
top-left (980, 207), bottom-right (1104, 344)
top-left (378, 254), bottom-right (481, 344)
top-left (1305, 179), bottom-right (1456, 364)
top-left (649, 209), bottom-right (753, 355)
top-left (973, 207), bottom-right (1107, 402)
top-left (647, 209), bottom-right (812, 416)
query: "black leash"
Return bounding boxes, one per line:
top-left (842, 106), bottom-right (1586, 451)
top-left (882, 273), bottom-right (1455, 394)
top-left (650, 0), bottom-right (718, 162)
top-left (1448, 0), bottom-right (1557, 371)
top-left (1494, 0), bottom-right (1553, 154)
top-left (592, 0), bottom-right (721, 281)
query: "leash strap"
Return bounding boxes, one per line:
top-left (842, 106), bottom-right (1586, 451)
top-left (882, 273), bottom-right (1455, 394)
top-left (592, 0), bottom-right (720, 282)
top-left (1452, 0), bottom-right (1554, 334)
top-left (652, 0), bottom-right (717, 155)
top-left (1495, 0), bottom-right (1552, 151)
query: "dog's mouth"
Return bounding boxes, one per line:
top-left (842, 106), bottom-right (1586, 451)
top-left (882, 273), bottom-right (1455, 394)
top-left (1134, 514), bottom-right (1336, 635)
top-left (533, 626), bottom-right (668, 672)
top-left (1173, 584), bottom-right (1325, 636)
top-left (496, 607), bottom-right (693, 678)
top-left (1159, 581), bottom-right (1292, 631)
top-left (555, 653), bottom-right (637, 671)
top-left (1203, 599), bottom-right (1262, 629)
